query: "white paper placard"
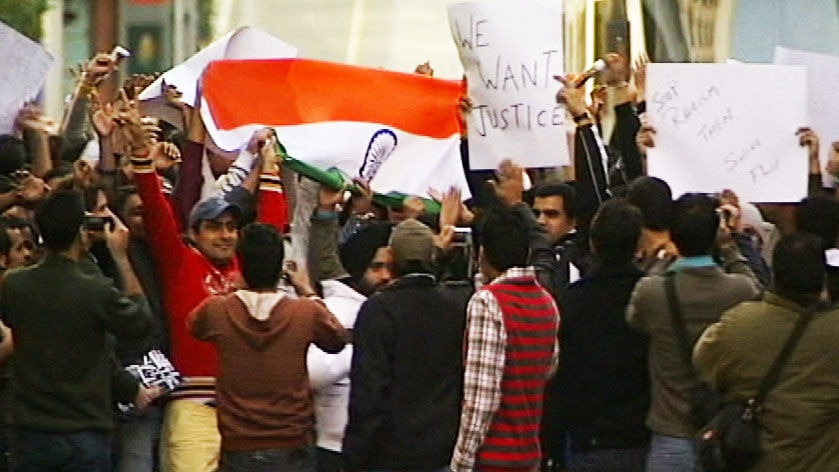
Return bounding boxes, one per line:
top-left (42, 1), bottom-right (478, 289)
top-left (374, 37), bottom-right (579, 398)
top-left (448, 0), bottom-right (568, 170)
top-left (646, 63), bottom-right (807, 203)
top-left (774, 46), bottom-right (839, 188)
top-left (0, 21), bottom-right (53, 134)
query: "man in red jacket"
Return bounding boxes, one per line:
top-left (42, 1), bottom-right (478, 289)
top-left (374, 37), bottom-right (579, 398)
top-left (451, 207), bottom-right (560, 472)
top-left (129, 114), bottom-right (287, 472)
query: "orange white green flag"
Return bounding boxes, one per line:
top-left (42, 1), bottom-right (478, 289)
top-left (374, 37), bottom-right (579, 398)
top-left (200, 58), bottom-right (471, 199)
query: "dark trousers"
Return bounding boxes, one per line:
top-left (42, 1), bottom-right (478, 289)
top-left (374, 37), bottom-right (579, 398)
top-left (567, 447), bottom-right (648, 472)
top-left (219, 445), bottom-right (315, 472)
top-left (315, 447), bottom-right (343, 472)
top-left (11, 429), bottom-right (110, 472)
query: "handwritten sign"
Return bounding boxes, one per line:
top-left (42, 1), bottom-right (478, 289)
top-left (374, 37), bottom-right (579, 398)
top-left (448, 1), bottom-right (568, 170)
top-left (774, 46), bottom-right (839, 188)
top-left (646, 63), bottom-right (807, 203)
top-left (0, 21), bottom-right (53, 134)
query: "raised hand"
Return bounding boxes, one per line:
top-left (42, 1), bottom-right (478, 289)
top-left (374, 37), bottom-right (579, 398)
top-left (636, 123), bottom-right (657, 155)
top-left (150, 142), bottom-right (182, 171)
top-left (633, 52), bottom-right (649, 102)
top-left (797, 127), bottom-right (820, 174)
top-left (554, 75), bottom-right (589, 117)
top-left (488, 158), bottom-right (524, 206)
top-left (14, 103), bottom-right (55, 135)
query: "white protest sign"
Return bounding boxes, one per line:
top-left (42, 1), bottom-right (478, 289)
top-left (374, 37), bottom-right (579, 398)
top-left (0, 21), bottom-right (53, 134)
top-left (138, 26), bottom-right (297, 130)
top-left (448, 1), bottom-right (568, 170)
top-left (774, 46), bottom-right (839, 187)
top-left (646, 63), bottom-right (807, 203)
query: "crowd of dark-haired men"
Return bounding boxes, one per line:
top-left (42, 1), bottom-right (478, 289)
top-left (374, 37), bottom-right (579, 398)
top-left (0, 50), bottom-right (835, 472)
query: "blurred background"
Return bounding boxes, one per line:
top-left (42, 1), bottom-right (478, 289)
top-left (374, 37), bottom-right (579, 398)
top-left (3, 0), bottom-right (838, 121)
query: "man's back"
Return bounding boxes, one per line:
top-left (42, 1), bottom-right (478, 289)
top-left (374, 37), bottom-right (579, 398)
top-left (188, 291), bottom-right (347, 452)
top-left (553, 263), bottom-right (650, 455)
top-left (1, 254), bottom-right (149, 432)
top-left (344, 274), bottom-right (468, 471)
top-left (626, 265), bottom-right (759, 437)
top-left (695, 294), bottom-right (839, 472)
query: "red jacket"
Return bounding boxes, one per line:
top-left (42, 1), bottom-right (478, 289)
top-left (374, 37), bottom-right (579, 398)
top-left (133, 158), bottom-right (287, 397)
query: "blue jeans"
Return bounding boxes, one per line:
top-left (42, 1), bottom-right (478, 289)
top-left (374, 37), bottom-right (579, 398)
top-left (646, 433), bottom-right (701, 472)
top-left (219, 445), bottom-right (315, 472)
top-left (567, 447), bottom-right (647, 472)
top-left (11, 429), bottom-right (110, 472)
top-left (114, 406), bottom-right (162, 472)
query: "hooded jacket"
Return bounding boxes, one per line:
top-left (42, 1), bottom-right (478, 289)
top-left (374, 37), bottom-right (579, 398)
top-left (188, 290), bottom-right (348, 452)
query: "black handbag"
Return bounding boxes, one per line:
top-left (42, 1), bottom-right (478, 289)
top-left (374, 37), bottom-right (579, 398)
top-left (665, 274), bottom-right (816, 472)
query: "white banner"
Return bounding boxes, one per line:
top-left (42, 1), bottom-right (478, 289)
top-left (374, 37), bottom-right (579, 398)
top-left (138, 26), bottom-right (297, 132)
top-left (448, 0), bottom-right (568, 170)
top-left (646, 63), bottom-right (807, 203)
top-left (774, 46), bottom-right (839, 188)
top-left (0, 21), bottom-right (53, 134)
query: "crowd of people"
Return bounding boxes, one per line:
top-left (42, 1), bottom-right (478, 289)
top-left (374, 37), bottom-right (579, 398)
top-left (0, 44), bottom-right (837, 472)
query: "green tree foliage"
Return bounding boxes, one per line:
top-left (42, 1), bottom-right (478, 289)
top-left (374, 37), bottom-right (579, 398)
top-left (0, 0), bottom-right (51, 41)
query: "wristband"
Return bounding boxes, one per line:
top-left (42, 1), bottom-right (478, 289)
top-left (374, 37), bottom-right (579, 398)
top-left (572, 112), bottom-right (590, 124)
top-left (636, 100), bottom-right (647, 115)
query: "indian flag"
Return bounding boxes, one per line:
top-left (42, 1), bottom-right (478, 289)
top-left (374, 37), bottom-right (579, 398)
top-left (200, 58), bottom-right (471, 200)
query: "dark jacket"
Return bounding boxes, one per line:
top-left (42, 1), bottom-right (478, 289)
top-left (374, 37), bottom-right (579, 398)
top-left (0, 253), bottom-right (150, 432)
top-left (343, 273), bottom-right (468, 471)
top-left (551, 262), bottom-right (650, 453)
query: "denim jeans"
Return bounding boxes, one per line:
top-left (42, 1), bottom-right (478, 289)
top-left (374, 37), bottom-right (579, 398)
top-left (646, 433), bottom-right (701, 472)
top-left (219, 445), bottom-right (315, 472)
top-left (114, 406), bottom-right (162, 472)
top-left (567, 447), bottom-right (647, 472)
top-left (11, 429), bottom-right (110, 472)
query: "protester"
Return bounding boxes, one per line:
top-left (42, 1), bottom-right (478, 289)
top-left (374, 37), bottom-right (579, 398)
top-left (189, 223), bottom-right (349, 472)
top-left (343, 218), bottom-right (469, 472)
top-left (0, 190), bottom-right (154, 471)
top-left (450, 206), bottom-right (559, 472)
top-left (626, 193), bottom-right (760, 471)
top-left (551, 199), bottom-right (650, 471)
top-left (694, 233), bottom-right (839, 472)
top-left (307, 215), bottom-right (393, 472)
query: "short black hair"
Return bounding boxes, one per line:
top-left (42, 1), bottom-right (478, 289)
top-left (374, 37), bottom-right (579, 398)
top-left (795, 196), bottom-right (839, 250)
top-left (670, 193), bottom-right (718, 257)
top-left (773, 233), bottom-right (825, 296)
top-left (113, 185), bottom-right (138, 220)
top-left (479, 207), bottom-right (529, 272)
top-left (532, 182), bottom-right (577, 220)
top-left (35, 190), bottom-right (85, 251)
top-left (590, 199), bottom-right (642, 265)
top-left (627, 176), bottom-right (673, 231)
top-left (238, 223), bottom-right (284, 290)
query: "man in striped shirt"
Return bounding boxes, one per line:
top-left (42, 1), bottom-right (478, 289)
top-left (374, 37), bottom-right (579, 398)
top-left (451, 207), bottom-right (560, 472)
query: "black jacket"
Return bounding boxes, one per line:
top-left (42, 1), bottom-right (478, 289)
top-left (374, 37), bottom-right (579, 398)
top-left (343, 273), bottom-right (469, 471)
top-left (547, 262), bottom-right (650, 454)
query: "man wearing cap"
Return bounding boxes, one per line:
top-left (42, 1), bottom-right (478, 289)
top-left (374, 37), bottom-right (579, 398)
top-left (343, 218), bottom-right (469, 472)
top-left (306, 214), bottom-right (394, 472)
top-left (130, 134), bottom-right (287, 472)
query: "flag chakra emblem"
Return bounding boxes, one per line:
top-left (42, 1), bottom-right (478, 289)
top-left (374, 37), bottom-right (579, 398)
top-left (359, 129), bottom-right (398, 182)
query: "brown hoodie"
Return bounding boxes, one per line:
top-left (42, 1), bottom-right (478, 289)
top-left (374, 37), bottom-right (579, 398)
top-left (188, 291), bottom-right (349, 451)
